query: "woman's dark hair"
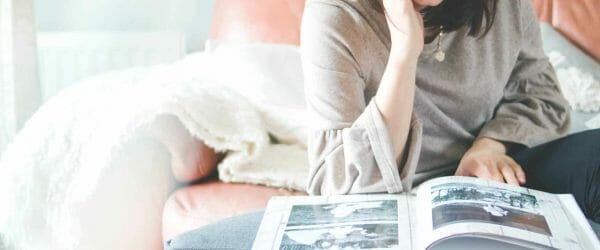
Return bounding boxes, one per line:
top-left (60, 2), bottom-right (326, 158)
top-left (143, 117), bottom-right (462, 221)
top-left (373, 0), bottom-right (499, 38)
top-left (422, 0), bottom-right (498, 37)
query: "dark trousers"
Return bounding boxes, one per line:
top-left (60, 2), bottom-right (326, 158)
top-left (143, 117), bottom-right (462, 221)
top-left (165, 129), bottom-right (600, 250)
top-left (509, 129), bottom-right (600, 222)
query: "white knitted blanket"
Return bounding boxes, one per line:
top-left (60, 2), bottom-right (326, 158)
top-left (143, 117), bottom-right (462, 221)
top-left (0, 53), bottom-right (308, 250)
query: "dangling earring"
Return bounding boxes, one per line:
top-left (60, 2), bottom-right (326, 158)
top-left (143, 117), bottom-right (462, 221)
top-left (434, 26), bottom-right (445, 62)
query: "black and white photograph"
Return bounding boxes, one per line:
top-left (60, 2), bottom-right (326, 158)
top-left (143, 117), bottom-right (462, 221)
top-left (431, 183), bottom-right (540, 212)
top-left (286, 200), bottom-right (398, 227)
top-left (280, 223), bottom-right (399, 250)
top-left (432, 202), bottom-right (552, 236)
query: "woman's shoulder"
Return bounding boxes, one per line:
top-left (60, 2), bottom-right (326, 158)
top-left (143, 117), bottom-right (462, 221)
top-left (495, 0), bottom-right (538, 34)
top-left (304, 0), bottom-right (385, 29)
top-left (301, 0), bottom-right (389, 94)
top-left (305, 0), bottom-right (374, 12)
top-left (303, 0), bottom-right (388, 46)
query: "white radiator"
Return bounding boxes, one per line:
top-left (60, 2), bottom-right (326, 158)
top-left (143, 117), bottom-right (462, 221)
top-left (37, 31), bottom-right (186, 101)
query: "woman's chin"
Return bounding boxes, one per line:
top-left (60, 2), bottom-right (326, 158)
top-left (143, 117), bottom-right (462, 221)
top-left (413, 0), bottom-right (443, 9)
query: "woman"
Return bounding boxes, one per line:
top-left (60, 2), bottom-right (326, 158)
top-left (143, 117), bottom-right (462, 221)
top-left (304, 0), bottom-right (569, 195)
top-left (303, 0), bottom-right (599, 218)
top-left (165, 0), bottom-right (599, 248)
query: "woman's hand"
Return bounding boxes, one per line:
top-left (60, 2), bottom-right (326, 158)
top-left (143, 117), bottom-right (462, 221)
top-left (455, 138), bottom-right (526, 186)
top-left (382, 0), bottom-right (424, 60)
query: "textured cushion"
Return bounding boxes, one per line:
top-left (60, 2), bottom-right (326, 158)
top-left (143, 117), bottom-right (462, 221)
top-left (532, 0), bottom-right (600, 62)
top-left (539, 23), bottom-right (600, 132)
top-left (540, 24), bottom-right (600, 83)
top-left (210, 0), bottom-right (305, 45)
top-left (162, 179), bottom-right (306, 241)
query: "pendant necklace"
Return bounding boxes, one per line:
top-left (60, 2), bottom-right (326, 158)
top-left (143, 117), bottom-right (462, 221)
top-left (434, 26), bottom-right (445, 62)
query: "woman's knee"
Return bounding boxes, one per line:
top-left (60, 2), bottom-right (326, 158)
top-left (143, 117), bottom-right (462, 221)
top-left (561, 129), bottom-right (600, 221)
top-left (164, 211), bottom-right (264, 250)
top-left (583, 160), bottom-right (600, 222)
top-left (563, 129), bottom-right (600, 151)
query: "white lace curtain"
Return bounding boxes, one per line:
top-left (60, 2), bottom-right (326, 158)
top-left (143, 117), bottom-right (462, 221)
top-left (0, 0), bottom-right (41, 154)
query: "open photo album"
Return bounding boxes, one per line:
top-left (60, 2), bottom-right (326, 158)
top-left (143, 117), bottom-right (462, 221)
top-left (252, 176), bottom-right (600, 250)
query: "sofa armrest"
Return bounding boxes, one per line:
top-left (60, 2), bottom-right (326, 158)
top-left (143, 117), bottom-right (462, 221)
top-left (162, 179), bottom-right (306, 241)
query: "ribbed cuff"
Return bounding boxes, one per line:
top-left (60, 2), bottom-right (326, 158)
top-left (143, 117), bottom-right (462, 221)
top-left (478, 118), bottom-right (561, 148)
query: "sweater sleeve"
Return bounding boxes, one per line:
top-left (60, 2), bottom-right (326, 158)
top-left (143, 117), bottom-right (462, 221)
top-left (301, 0), bottom-right (423, 196)
top-left (478, 0), bottom-right (570, 147)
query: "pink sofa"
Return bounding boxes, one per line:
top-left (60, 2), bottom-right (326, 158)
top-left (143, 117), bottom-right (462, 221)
top-left (161, 0), bottom-right (600, 242)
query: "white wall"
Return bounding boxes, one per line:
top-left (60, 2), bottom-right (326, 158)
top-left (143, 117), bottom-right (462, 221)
top-left (1, 0), bottom-right (41, 153)
top-left (34, 0), bottom-right (215, 52)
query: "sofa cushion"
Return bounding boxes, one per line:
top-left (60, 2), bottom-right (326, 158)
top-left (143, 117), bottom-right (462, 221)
top-left (539, 23), bottom-right (600, 133)
top-left (162, 179), bottom-right (306, 241)
top-left (210, 0), bottom-right (305, 45)
top-left (532, 0), bottom-right (600, 62)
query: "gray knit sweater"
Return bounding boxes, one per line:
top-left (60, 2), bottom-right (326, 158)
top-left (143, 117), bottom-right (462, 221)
top-left (301, 0), bottom-right (570, 195)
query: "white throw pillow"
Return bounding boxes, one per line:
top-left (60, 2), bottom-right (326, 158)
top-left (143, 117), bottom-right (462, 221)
top-left (540, 23), bottom-right (600, 133)
top-left (205, 40), bottom-right (308, 146)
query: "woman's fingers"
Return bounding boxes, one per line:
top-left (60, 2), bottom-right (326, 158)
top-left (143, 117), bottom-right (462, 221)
top-left (414, 7), bottom-right (424, 30)
top-left (489, 163), bottom-right (505, 183)
top-left (480, 160), bottom-right (524, 186)
top-left (500, 163), bottom-right (520, 186)
top-left (455, 154), bottom-right (527, 186)
top-left (382, 0), bottom-right (409, 30)
top-left (465, 160), bottom-right (522, 186)
top-left (381, 0), bottom-right (425, 58)
top-left (382, 0), bottom-right (414, 14)
top-left (507, 158), bottom-right (526, 184)
top-left (470, 162), bottom-right (502, 183)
